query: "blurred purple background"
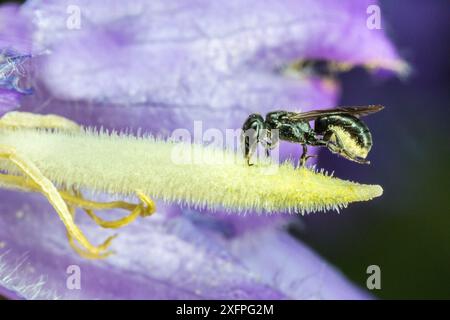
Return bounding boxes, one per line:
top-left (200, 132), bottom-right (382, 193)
top-left (0, 0), bottom-right (449, 299)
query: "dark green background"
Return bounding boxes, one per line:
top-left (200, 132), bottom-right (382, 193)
top-left (294, 0), bottom-right (450, 299)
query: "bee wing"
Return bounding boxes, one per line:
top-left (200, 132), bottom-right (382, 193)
top-left (287, 105), bottom-right (384, 122)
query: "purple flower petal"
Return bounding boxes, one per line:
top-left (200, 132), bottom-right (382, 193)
top-left (0, 190), bottom-right (283, 299)
top-left (0, 189), bottom-right (368, 299)
top-left (19, 0), bottom-right (402, 130)
top-left (16, 0), bottom-right (390, 235)
top-left (0, 4), bottom-right (33, 113)
top-left (0, 88), bottom-right (20, 116)
top-left (228, 228), bottom-right (371, 299)
top-left (0, 0), bottom-right (401, 299)
top-left (18, 0), bottom-right (338, 236)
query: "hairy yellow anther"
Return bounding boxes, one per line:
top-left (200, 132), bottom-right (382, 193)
top-left (0, 119), bottom-right (383, 215)
top-left (0, 112), bottom-right (384, 258)
top-left (0, 111), bottom-right (80, 131)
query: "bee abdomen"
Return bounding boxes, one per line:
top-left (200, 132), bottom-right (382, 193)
top-left (315, 115), bottom-right (373, 150)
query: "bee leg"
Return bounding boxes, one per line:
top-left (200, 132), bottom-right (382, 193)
top-left (346, 154), bottom-right (370, 165)
top-left (331, 133), bottom-right (370, 164)
top-left (300, 145), bottom-right (309, 166)
top-left (332, 144), bottom-right (369, 164)
top-left (300, 134), bottom-right (329, 167)
top-left (248, 143), bottom-right (257, 166)
top-left (241, 114), bottom-right (266, 166)
top-left (305, 154), bottom-right (318, 163)
top-left (0, 145), bottom-right (115, 259)
top-left (300, 145), bottom-right (318, 166)
top-left (261, 130), bottom-right (279, 159)
top-left (241, 130), bottom-right (257, 166)
top-left (262, 137), bottom-right (271, 158)
top-left (325, 132), bottom-right (370, 165)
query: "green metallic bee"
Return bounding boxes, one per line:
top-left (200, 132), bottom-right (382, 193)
top-left (241, 105), bottom-right (384, 166)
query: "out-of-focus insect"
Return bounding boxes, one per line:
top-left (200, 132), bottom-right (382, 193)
top-left (0, 49), bottom-right (33, 95)
top-left (241, 105), bottom-right (384, 166)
